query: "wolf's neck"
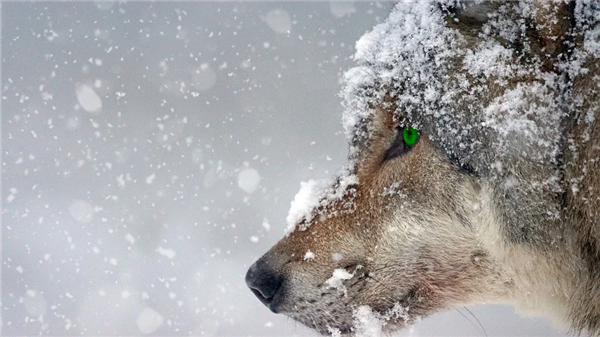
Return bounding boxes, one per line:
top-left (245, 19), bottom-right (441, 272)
top-left (472, 182), bottom-right (591, 333)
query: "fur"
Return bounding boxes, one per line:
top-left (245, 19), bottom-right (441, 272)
top-left (247, 1), bottom-right (600, 335)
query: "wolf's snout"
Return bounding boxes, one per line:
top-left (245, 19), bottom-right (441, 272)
top-left (245, 256), bottom-right (284, 313)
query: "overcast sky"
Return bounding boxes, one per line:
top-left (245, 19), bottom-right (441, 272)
top-left (2, 2), bottom-right (567, 336)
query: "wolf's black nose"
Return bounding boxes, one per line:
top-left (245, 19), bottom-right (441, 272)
top-left (245, 256), bottom-right (284, 312)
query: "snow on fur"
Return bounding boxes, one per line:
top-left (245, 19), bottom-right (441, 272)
top-left (325, 268), bottom-right (354, 291)
top-left (336, 1), bottom-right (576, 240)
top-left (352, 306), bottom-right (384, 337)
top-left (286, 0), bottom-right (587, 235)
top-left (286, 169), bottom-right (358, 233)
top-left (341, 1), bottom-right (567, 175)
top-left (303, 250), bottom-right (315, 261)
top-left (352, 303), bottom-right (411, 337)
top-left (342, 2), bottom-right (461, 153)
top-left (328, 0), bottom-right (599, 335)
top-left (286, 0), bottom-right (569, 235)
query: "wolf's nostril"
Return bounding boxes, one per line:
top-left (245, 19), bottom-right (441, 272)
top-left (248, 278), bottom-right (281, 301)
top-left (245, 258), bottom-right (284, 312)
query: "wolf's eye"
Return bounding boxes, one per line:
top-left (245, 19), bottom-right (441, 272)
top-left (383, 126), bottom-right (419, 162)
top-left (402, 127), bottom-right (418, 147)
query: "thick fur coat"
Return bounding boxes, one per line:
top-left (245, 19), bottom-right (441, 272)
top-left (246, 1), bottom-right (600, 335)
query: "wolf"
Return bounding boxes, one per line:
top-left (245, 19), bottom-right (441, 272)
top-left (246, 1), bottom-right (600, 335)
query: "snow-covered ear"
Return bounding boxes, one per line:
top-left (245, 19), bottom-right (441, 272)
top-left (442, 0), bottom-right (506, 24)
top-left (447, 1), bottom-right (571, 71)
top-left (530, 0), bottom-right (571, 65)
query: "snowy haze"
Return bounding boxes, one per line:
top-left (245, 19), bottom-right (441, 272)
top-left (2, 2), bottom-right (566, 336)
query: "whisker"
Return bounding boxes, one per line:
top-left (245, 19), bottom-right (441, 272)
top-left (369, 263), bottom-right (397, 275)
top-left (455, 307), bottom-right (488, 337)
top-left (464, 307), bottom-right (488, 337)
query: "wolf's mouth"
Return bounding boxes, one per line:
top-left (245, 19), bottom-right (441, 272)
top-left (287, 286), bottom-right (418, 335)
top-left (290, 317), bottom-right (353, 336)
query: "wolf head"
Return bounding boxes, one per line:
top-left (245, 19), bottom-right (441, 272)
top-left (246, 101), bottom-right (510, 334)
top-left (246, 1), bottom-right (579, 335)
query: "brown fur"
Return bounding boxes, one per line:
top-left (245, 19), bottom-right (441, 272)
top-left (247, 1), bottom-right (600, 335)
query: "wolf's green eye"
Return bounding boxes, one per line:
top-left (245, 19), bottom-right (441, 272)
top-left (402, 127), bottom-right (418, 147)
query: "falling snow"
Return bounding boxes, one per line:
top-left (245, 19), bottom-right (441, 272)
top-left (237, 168), bottom-right (261, 194)
top-left (136, 307), bottom-right (164, 334)
top-left (75, 84), bottom-right (103, 113)
top-left (263, 9), bottom-right (292, 34)
top-left (68, 200), bottom-right (95, 224)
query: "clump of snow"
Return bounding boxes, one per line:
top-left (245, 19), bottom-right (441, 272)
top-left (136, 307), bottom-right (164, 334)
top-left (237, 168), bottom-right (261, 194)
top-left (285, 170), bottom-right (358, 233)
top-left (353, 306), bottom-right (384, 337)
top-left (262, 218), bottom-right (271, 231)
top-left (341, 1), bottom-right (566, 171)
top-left (341, 2), bottom-right (466, 163)
top-left (75, 83), bottom-right (102, 113)
top-left (584, 26), bottom-right (600, 57)
top-left (463, 41), bottom-right (514, 79)
top-left (263, 9), bottom-right (291, 34)
top-left (286, 179), bottom-right (330, 231)
top-left (303, 250), bottom-right (315, 261)
top-left (6, 187), bottom-right (17, 203)
top-left (68, 200), bottom-right (94, 224)
top-left (351, 303), bottom-right (411, 336)
top-left (577, 0), bottom-right (600, 58)
top-left (328, 327), bottom-right (342, 337)
top-left (325, 268), bottom-right (354, 296)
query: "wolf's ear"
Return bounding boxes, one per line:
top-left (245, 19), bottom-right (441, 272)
top-left (441, 0), bottom-right (575, 70)
top-left (441, 0), bottom-right (502, 26)
top-left (530, 0), bottom-right (572, 69)
top-left (441, 2), bottom-right (501, 37)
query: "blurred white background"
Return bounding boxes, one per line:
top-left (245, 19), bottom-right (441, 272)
top-left (2, 1), bottom-right (567, 336)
